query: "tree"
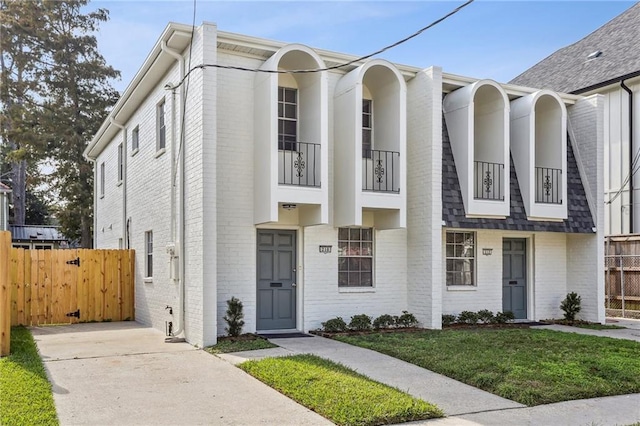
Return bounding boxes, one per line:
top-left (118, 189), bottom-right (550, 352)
top-left (1, 0), bottom-right (119, 246)
top-left (0, 0), bottom-right (47, 225)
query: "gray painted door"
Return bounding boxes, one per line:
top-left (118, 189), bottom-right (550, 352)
top-left (502, 238), bottom-right (527, 319)
top-left (257, 230), bottom-right (297, 330)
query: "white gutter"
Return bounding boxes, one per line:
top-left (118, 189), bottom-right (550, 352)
top-left (109, 117), bottom-right (128, 248)
top-left (161, 40), bottom-right (186, 339)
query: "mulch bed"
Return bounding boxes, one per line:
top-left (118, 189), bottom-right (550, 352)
top-left (216, 333), bottom-right (268, 343)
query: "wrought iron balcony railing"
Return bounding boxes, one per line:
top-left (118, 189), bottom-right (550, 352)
top-left (278, 141), bottom-right (321, 187)
top-left (535, 167), bottom-right (562, 204)
top-left (474, 161), bottom-right (504, 200)
top-left (362, 149), bottom-right (400, 193)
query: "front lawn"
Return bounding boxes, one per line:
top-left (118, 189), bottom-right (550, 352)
top-left (335, 329), bottom-right (640, 406)
top-left (0, 327), bottom-right (58, 425)
top-left (239, 354), bottom-right (442, 426)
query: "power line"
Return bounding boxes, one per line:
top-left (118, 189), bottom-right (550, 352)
top-left (168, 0), bottom-right (474, 90)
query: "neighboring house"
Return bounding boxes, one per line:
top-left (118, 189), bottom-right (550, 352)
top-left (10, 225), bottom-right (68, 250)
top-left (511, 2), bottom-right (640, 236)
top-left (85, 22), bottom-right (605, 347)
top-left (0, 183), bottom-right (9, 231)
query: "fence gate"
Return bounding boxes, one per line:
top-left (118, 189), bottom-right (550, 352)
top-left (9, 248), bottom-right (135, 326)
top-left (605, 254), bottom-right (640, 319)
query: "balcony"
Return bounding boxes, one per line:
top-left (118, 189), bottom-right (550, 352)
top-left (278, 142), bottom-right (321, 187)
top-left (535, 167), bottom-right (562, 204)
top-left (362, 149), bottom-right (400, 193)
top-left (474, 161), bottom-right (504, 201)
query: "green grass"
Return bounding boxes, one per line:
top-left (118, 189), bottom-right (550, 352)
top-left (205, 337), bottom-right (277, 354)
top-left (0, 327), bottom-right (58, 425)
top-left (335, 329), bottom-right (640, 406)
top-left (239, 354), bottom-right (443, 426)
top-left (575, 323), bottom-right (626, 330)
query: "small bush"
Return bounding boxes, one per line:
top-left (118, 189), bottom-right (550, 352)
top-left (224, 297), bottom-right (245, 337)
top-left (441, 314), bottom-right (457, 326)
top-left (477, 309), bottom-right (495, 324)
top-left (495, 311), bottom-right (515, 324)
top-left (349, 314), bottom-right (373, 331)
top-left (395, 311), bottom-right (418, 328)
top-left (322, 317), bottom-right (348, 333)
top-left (560, 292), bottom-right (582, 322)
top-left (457, 310), bottom-right (479, 325)
top-left (373, 314), bottom-right (395, 330)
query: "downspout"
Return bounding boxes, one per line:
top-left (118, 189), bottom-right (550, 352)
top-left (110, 117), bottom-right (128, 248)
top-left (621, 80), bottom-right (634, 233)
top-left (161, 40), bottom-right (186, 338)
top-left (86, 156), bottom-right (97, 248)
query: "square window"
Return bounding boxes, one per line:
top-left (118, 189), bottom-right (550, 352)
top-left (445, 231), bottom-right (475, 286)
top-left (338, 227), bottom-right (374, 287)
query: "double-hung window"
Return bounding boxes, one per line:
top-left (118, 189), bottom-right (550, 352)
top-left (362, 99), bottom-right (372, 158)
top-left (338, 228), bottom-right (373, 287)
top-left (99, 162), bottom-right (105, 198)
top-left (445, 231), bottom-right (475, 286)
top-left (156, 100), bottom-right (166, 151)
top-left (117, 143), bottom-right (123, 183)
top-left (278, 87), bottom-right (297, 151)
top-left (131, 125), bottom-right (139, 154)
top-left (145, 231), bottom-right (153, 278)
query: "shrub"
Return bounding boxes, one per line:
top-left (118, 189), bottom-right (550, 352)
top-left (349, 314), bottom-right (373, 331)
top-left (441, 314), bottom-right (457, 326)
top-left (495, 311), bottom-right (515, 324)
top-left (373, 314), bottom-right (395, 330)
top-left (477, 309), bottom-right (495, 324)
top-left (322, 317), bottom-right (348, 333)
top-left (224, 297), bottom-right (245, 337)
top-left (560, 292), bottom-right (582, 322)
top-left (395, 311), bottom-right (418, 328)
top-left (457, 310), bottom-right (479, 325)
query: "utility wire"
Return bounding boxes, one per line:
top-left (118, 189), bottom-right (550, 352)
top-left (168, 0), bottom-right (474, 91)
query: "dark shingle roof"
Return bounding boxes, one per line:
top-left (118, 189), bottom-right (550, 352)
top-left (442, 119), bottom-right (595, 233)
top-left (510, 3), bottom-right (640, 93)
top-left (10, 225), bottom-right (67, 242)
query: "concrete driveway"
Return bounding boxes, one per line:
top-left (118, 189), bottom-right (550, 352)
top-left (32, 322), bottom-right (330, 426)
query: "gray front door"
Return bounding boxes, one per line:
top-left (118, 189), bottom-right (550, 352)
top-left (502, 238), bottom-right (527, 319)
top-left (257, 230), bottom-right (297, 330)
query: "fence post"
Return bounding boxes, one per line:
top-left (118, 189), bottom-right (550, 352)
top-left (621, 255), bottom-right (625, 318)
top-left (0, 231), bottom-right (11, 356)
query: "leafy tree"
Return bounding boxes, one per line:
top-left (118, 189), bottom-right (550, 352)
top-left (0, 0), bottom-right (47, 225)
top-left (1, 0), bottom-right (119, 245)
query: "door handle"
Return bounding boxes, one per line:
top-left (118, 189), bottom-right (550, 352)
top-left (292, 283), bottom-right (297, 287)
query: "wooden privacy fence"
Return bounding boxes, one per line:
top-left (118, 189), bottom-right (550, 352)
top-left (1, 231), bottom-right (135, 356)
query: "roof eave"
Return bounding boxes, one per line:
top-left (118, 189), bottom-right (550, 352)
top-left (84, 22), bottom-right (193, 160)
top-left (572, 70), bottom-right (640, 95)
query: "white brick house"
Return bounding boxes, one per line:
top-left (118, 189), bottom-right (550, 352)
top-left (85, 22), bottom-right (605, 347)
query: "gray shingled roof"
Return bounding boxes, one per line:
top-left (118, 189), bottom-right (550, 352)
top-left (10, 225), bottom-right (67, 242)
top-left (442, 119), bottom-right (595, 233)
top-left (510, 3), bottom-right (640, 93)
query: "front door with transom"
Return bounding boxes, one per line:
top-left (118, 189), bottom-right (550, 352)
top-left (502, 238), bottom-right (527, 319)
top-left (257, 230), bottom-right (297, 330)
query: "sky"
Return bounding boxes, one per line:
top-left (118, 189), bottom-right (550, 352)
top-left (91, 0), bottom-right (636, 94)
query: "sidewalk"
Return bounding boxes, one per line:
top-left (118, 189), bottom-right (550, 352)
top-left (219, 325), bottom-right (640, 425)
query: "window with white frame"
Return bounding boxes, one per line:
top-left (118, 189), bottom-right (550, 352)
top-left (338, 228), bottom-right (373, 287)
top-left (131, 125), bottom-right (139, 154)
top-left (362, 99), bottom-right (372, 158)
top-left (278, 87), bottom-right (297, 151)
top-left (445, 231), bottom-right (475, 286)
top-left (100, 162), bottom-right (105, 198)
top-left (145, 230), bottom-right (153, 278)
top-left (117, 143), bottom-right (123, 183)
top-left (156, 100), bottom-right (166, 151)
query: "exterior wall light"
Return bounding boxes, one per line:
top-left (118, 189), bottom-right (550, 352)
top-left (282, 204), bottom-right (297, 210)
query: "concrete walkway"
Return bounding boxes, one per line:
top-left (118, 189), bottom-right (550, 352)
top-left (32, 322), bottom-right (329, 425)
top-left (220, 323), bottom-right (640, 425)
